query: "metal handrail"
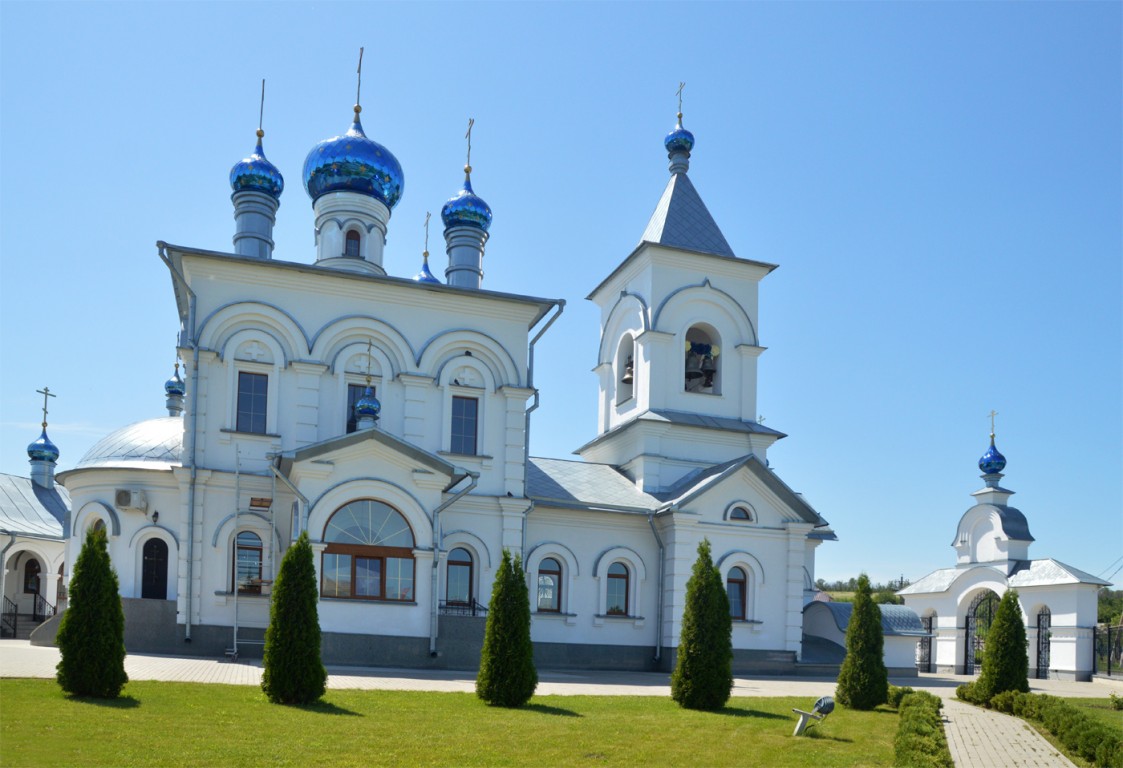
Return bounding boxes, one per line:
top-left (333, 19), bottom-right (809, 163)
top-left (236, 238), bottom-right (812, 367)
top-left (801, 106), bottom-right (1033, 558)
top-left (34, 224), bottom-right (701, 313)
top-left (32, 593), bottom-right (55, 623)
top-left (1, 596), bottom-right (17, 637)
top-left (438, 599), bottom-right (489, 618)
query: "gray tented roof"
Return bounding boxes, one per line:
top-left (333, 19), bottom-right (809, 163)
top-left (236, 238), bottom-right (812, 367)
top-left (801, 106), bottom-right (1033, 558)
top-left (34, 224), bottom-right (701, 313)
top-left (640, 173), bottom-right (735, 258)
top-left (810, 601), bottom-right (930, 637)
top-left (0, 473), bottom-right (68, 538)
top-left (953, 503), bottom-right (1034, 545)
top-left (899, 559), bottom-right (1111, 596)
top-left (75, 417), bottom-right (183, 470)
top-left (527, 458), bottom-right (660, 512)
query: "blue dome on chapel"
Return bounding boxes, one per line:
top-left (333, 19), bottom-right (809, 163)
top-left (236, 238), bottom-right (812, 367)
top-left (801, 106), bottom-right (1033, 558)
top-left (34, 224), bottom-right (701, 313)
top-left (230, 131), bottom-right (284, 199)
top-left (165, 365), bottom-right (186, 397)
top-left (355, 386), bottom-right (381, 420)
top-left (27, 429), bottom-right (59, 463)
top-left (441, 171), bottom-right (492, 233)
top-left (978, 438), bottom-right (1007, 475)
top-left (665, 114), bottom-right (695, 155)
top-left (414, 254), bottom-right (441, 284)
top-left (303, 107), bottom-right (403, 209)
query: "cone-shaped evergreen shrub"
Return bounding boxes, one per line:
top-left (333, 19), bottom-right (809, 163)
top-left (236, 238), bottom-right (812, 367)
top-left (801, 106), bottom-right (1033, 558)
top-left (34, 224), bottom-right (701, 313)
top-left (974, 589), bottom-right (1029, 701)
top-left (56, 526), bottom-right (128, 698)
top-left (671, 538), bottom-right (733, 710)
top-left (476, 549), bottom-right (537, 707)
top-left (836, 573), bottom-right (888, 710)
top-left (262, 531), bottom-right (326, 705)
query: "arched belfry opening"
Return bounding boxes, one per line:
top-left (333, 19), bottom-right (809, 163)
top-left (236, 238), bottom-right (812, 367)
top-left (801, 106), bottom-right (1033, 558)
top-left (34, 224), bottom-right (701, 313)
top-left (616, 335), bottom-right (635, 405)
top-left (684, 324), bottom-right (720, 394)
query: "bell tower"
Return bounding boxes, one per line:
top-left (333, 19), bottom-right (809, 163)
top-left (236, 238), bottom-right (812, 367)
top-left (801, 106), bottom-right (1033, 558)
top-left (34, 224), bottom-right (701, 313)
top-left (578, 103), bottom-right (784, 494)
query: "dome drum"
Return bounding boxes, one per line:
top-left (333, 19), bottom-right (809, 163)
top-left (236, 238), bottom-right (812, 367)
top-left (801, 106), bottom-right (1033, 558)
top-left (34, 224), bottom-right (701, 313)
top-left (313, 191), bottom-right (390, 272)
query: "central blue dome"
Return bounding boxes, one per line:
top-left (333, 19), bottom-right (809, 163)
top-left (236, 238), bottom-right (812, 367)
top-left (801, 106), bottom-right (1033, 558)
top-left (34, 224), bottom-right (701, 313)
top-left (441, 173), bottom-right (492, 232)
top-left (303, 109), bottom-right (403, 209)
top-left (230, 131), bottom-right (284, 199)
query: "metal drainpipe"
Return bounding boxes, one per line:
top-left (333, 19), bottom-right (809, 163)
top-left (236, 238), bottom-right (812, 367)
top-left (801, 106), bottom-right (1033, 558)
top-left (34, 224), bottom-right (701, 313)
top-left (159, 243), bottom-right (198, 642)
top-left (647, 511), bottom-right (666, 664)
top-left (522, 301), bottom-right (565, 469)
top-left (429, 471), bottom-right (479, 656)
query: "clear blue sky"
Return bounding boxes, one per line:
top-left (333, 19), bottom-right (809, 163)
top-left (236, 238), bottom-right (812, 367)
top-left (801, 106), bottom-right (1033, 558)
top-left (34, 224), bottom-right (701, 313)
top-left (2, 2), bottom-right (1119, 586)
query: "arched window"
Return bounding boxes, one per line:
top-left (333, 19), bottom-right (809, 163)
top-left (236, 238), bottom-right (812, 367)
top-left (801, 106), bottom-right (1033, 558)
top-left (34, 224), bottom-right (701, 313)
top-left (23, 559), bottom-right (41, 594)
top-left (684, 325), bottom-right (721, 394)
top-left (345, 230), bottom-right (361, 258)
top-left (537, 557), bottom-right (562, 612)
top-left (233, 531), bottom-right (263, 595)
top-left (727, 567), bottom-right (747, 620)
top-left (606, 562), bottom-right (629, 615)
top-left (729, 506), bottom-right (753, 522)
top-left (92, 519), bottom-right (106, 535)
top-left (322, 500), bottom-right (415, 601)
top-left (446, 547), bottom-right (473, 605)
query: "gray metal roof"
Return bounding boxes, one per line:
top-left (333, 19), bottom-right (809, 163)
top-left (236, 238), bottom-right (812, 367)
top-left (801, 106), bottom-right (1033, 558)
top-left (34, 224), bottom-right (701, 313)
top-left (1008, 558), bottom-right (1111, 588)
top-left (74, 417), bottom-right (183, 470)
top-left (640, 173), bottom-right (735, 258)
top-left (952, 503), bottom-right (1034, 545)
top-left (284, 428), bottom-right (465, 486)
top-left (808, 601), bottom-right (930, 637)
top-left (576, 408), bottom-right (785, 455)
top-left (526, 458), bottom-right (661, 512)
top-left (0, 473), bottom-right (68, 538)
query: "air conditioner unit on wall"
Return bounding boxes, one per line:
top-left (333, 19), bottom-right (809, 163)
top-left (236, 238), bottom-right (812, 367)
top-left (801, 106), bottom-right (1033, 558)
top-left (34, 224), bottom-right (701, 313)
top-left (115, 489), bottom-right (147, 511)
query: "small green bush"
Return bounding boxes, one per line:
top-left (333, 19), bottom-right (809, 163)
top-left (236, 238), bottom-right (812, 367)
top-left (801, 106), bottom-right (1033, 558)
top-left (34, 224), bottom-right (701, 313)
top-left (955, 681), bottom-right (989, 706)
top-left (261, 532), bottom-right (326, 705)
top-left (835, 574), bottom-right (888, 710)
top-left (56, 527), bottom-right (127, 698)
top-left (671, 539), bottom-right (733, 711)
top-left (476, 549), bottom-right (537, 708)
top-left (887, 685), bottom-right (915, 709)
top-left (894, 691), bottom-right (953, 768)
top-left (1110, 692), bottom-right (1123, 711)
top-left (988, 690), bottom-right (1018, 713)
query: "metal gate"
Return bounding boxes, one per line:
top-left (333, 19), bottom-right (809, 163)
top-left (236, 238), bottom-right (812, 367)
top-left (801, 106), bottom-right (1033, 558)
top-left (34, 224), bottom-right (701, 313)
top-left (964, 591), bottom-right (1000, 675)
top-left (918, 615), bottom-right (934, 673)
top-left (1036, 607), bottom-right (1051, 679)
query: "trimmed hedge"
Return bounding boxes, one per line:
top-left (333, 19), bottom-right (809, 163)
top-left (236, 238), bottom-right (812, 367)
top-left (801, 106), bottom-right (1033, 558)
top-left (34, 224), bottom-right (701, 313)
top-left (987, 691), bottom-right (1123, 767)
top-left (893, 690), bottom-right (953, 768)
top-left (887, 684), bottom-right (915, 709)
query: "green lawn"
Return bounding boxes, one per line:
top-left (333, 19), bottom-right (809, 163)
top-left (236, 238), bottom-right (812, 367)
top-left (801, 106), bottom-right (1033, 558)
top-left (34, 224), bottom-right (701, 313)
top-left (1, 679), bottom-right (896, 767)
top-left (1063, 697), bottom-right (1123, 730)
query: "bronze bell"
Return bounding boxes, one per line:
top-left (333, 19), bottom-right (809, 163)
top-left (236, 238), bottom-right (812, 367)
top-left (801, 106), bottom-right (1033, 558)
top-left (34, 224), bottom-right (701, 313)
top-left (621, 356), bottom-right (634, 386)
top-left (701, 353), bottom-right (717, 388)
top-left (685, 353), bottom-right (704, 380)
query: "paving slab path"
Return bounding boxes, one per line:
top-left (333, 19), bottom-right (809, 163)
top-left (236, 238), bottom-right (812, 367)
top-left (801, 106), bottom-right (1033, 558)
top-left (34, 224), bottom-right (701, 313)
top-left (3, 639), bottom-right (1118, 767)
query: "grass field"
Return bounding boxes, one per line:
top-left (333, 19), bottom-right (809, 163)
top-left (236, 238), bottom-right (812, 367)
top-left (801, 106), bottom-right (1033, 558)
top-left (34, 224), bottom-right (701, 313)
top-left (0, 679), bottom-right (897, 767)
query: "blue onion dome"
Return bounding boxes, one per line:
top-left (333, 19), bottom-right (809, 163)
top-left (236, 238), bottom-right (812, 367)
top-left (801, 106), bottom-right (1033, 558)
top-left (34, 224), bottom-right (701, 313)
top-left (355, 385), bottom-right (381, 419)
top-left (165, 362), bottom-right (186, 396)
top-left (230, 130), bottom-right (284, 199)
top-left (27, 428), bottom-right (59, 462)
top-left (441, 167), bottom-right (492, 232)
top-left (665, 112), bottom-right (695, 155)
top-left (303, 105), bottom-right (404, 209)
top-left (979, 436), bottom-right (1007, 475)
top-left (414, 251), bottom-right (441, 284)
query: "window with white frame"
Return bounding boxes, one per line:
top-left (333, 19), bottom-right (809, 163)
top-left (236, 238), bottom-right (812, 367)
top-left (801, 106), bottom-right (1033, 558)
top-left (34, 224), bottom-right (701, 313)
top-left (236, 371), bottom-right (268, 434)
top-left (450, 396), bottom-right (479, 455)
top-left (446, 547), bottom-right (473, 605)
top-left (606, 562), bottom-right (629, 615)
top-left (537, 557), bottom-right (562, 612)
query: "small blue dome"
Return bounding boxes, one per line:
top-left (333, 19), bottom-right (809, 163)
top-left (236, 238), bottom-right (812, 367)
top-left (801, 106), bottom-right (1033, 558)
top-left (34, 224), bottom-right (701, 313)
top-left (355, 386), bottom-right (381, 420)
top-left (665, 117), bottom-right (695, 155)
top-left (230, 132), bottom-right (284, 199)
top-left (414, 254), bottom-right (441, 284)
top-left (27, 429), bottom-right (59, 463)
top-left (165, 366), bottom-right (185, 397)
top-left (441, 173), bottom-right (492, 232)
top-left (303, 109), bottom-right (403, 209)
top-left (979, 439), bottom-right (1007, 475)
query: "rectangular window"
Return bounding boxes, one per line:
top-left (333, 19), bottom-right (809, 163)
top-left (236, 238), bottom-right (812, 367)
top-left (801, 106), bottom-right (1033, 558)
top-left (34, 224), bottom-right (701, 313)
top-left (606, 579), bottom-right (627, 615)
top-left (447, 564), bottom-right (470, 604)
top-left (537, 575), bottom-right (559, 612)
top-left (321, 554), bottom-right (352, 597)
top-left (355, 557), bottom-right (381, 597)
top-left (346, 383), bottom-right (367, 434)
top-left (386, 558), bottom-right (415, 601)
top-left (236, 372), bottom-right (268, 434)
top-left (450, 396), bottom-right (478, 455)
top-left (728, 581), bottom-right (745, 620)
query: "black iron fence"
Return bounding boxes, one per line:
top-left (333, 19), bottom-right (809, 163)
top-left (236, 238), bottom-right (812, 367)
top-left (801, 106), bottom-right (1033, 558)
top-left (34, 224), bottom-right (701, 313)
top-left (1, 596), bottom-right (16, 638)
top-left (439, 599), bottom-right (489, 618)
top-left (1094, 625), bottom-right (1123, 677)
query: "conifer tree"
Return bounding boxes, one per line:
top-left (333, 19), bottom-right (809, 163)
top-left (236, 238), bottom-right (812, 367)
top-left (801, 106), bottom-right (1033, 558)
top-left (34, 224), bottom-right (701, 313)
top-left (975, 589), bottom-right (1029, 700)
top-left (836, 573), bottom-right (888, 710)
top-left (56, 526), bottom-right (128, 698)
top-left (262, 531), bottom-right (326, 705)
top-left (476, 549), bottom-right (537, 707)
top-left (671, 538), bottom-right (733, 710)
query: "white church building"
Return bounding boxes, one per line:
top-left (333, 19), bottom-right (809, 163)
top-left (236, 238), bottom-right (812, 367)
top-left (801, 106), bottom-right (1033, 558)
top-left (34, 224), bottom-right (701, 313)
top-left (23, 86), bottom-right (840, 670)
top-left (900, 436), bottom-right (1108, 681)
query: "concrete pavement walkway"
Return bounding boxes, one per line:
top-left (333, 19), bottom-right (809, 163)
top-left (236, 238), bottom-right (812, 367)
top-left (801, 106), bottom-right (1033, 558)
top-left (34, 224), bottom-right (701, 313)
top-left (3, 639), bottom-right (1118, 767)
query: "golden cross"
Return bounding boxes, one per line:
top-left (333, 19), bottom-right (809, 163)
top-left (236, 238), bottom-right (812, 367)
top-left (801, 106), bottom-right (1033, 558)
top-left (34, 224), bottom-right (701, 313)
top-left (356, 47), bottom-right (364, 107)
top-left (36, 386), bottom-right (55, 429)
top-left (423, 211), bottom-right (431, 255)
top-left (465, 117), bottom-right (475, 169)
top-left (258, 79), bottom-right (265, 132)
top-left (988, 409), bottom-right (998, 437)
top-left (365, 339), bottom-right (374, 385)
top-left (676, 81), bottom-right (686, 114)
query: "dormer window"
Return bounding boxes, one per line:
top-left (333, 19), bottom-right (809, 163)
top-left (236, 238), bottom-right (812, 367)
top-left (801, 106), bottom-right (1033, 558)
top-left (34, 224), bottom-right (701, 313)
top-left (345, 230), bottom-right (361, 258)
top-left (729, 506), bottom-right (753, 522)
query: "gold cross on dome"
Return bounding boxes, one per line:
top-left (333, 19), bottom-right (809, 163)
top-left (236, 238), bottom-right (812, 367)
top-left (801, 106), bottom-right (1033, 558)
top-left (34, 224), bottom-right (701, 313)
top-left (988, 409), bottom-right (998, 437)
top-left (465, 118), bottom-right (475, 169)
top-left (36, 386), bottom-right (55, 429)
top-left (676, 82), bottom-right (686, 114)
